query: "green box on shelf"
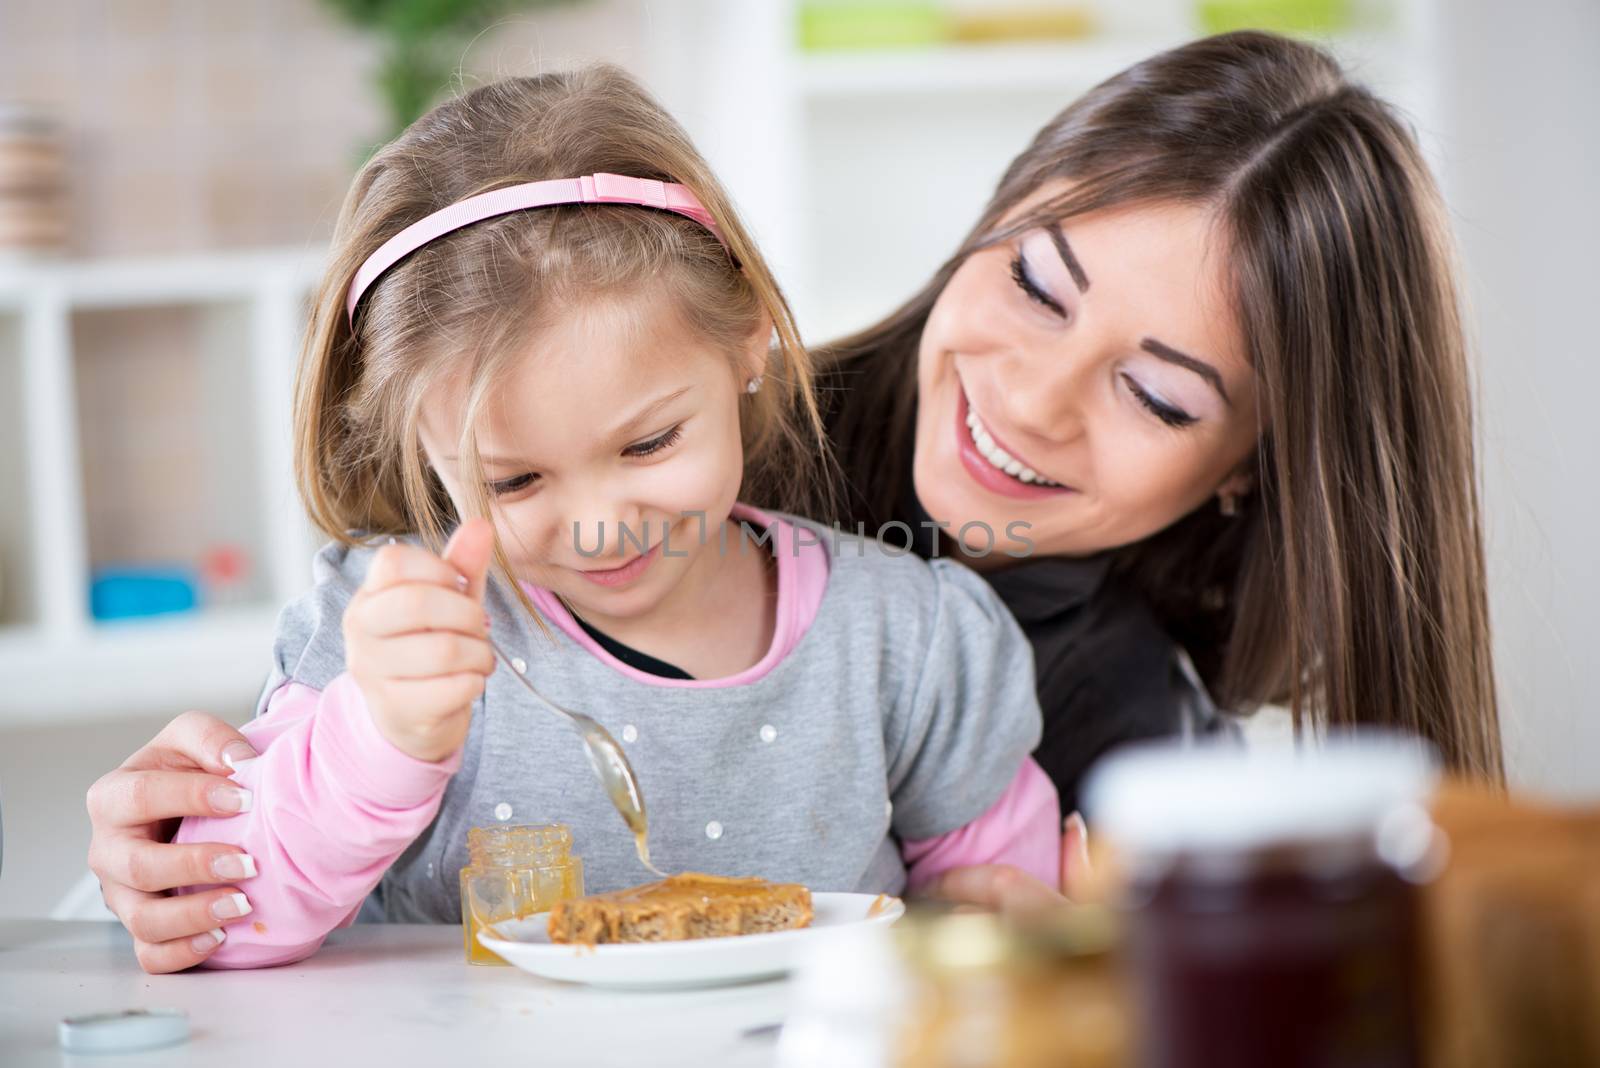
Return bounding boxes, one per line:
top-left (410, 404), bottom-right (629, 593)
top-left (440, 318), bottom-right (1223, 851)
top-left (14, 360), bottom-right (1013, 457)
top-left (797, 1), bottom-right (949, 51)
top-left (1197, 0), bottom-right (1353, 35)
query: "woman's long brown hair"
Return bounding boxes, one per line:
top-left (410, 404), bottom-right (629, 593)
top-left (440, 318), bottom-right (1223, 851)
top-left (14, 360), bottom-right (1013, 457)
top-left (820, 31), bottom-right (1503, 779)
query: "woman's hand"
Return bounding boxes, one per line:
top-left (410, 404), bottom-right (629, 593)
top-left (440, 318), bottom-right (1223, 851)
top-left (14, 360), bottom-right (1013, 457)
top-left (919, 812), bottom-right (1096, 911)
top-left (344, 519), bottom-right (497, 763)
top-left (86, 712), bottom-right (262, 974)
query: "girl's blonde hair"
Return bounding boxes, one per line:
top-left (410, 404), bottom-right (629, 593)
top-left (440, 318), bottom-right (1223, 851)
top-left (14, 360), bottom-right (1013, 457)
top-left (294, 66), bottom-right (832, 615)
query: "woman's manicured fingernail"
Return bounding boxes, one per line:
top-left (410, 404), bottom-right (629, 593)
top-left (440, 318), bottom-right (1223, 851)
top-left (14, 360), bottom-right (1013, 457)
top-left (224, 757), bottom-right (258, 779)
top-left (211, 893), bottom-right (252, 920)
top-left (190, 928), bottom-right (226, 953)
top-left (1066, 812), bottom-right (1091, 863)
top-left (211, 853), bottom-right (258, 881)
top-left (207, 785), bottom-right (253, 814)
top-left (221, 742), bottom-right (259, 772)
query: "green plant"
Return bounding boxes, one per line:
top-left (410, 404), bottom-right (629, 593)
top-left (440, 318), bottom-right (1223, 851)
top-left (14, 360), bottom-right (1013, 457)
top-left (321, 0), bottom-right (587, 138)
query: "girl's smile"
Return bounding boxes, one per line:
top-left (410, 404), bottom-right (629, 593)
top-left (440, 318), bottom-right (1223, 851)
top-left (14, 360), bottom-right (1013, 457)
top-left (575, 541), bottom-right (660, 587)
top-left (416, 290), bottom-right (774, 675)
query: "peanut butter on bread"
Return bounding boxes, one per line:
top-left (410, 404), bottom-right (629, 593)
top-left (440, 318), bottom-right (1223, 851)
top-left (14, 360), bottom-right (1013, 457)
top-left (547, 873), bottom-right (813, 945)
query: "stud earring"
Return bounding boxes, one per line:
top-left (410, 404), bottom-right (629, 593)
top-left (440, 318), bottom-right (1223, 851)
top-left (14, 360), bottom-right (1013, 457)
top-left (1219, 491), bottom-right (1240, 518)
top-left (746, 376), bottom-right (763, 395)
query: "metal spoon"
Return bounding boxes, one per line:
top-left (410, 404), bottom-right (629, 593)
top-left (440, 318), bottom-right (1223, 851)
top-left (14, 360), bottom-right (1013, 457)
top-left (485, 634), bottom-right (666, 878)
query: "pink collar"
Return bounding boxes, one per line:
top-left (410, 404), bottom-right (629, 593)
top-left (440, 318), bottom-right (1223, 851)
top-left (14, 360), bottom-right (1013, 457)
top-left (518, 504), bottom-right (830, 689)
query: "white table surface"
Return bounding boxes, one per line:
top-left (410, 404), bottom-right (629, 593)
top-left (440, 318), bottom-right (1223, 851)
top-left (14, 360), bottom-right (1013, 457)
top-left (0, 920), bottom-right (792, 1067)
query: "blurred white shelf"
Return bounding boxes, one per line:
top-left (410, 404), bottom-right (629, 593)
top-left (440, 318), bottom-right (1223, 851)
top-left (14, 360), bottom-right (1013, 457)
top-left (0, 605), bottom-right (281, 724)
top-left (0, 247), bottom-right (325, 307)
top-left (0, 247), bottom-right (326, 724)
top-left (797, 37), bottom-right (1186, 98)
top-left (652, 1), bottom-right (1441, 348)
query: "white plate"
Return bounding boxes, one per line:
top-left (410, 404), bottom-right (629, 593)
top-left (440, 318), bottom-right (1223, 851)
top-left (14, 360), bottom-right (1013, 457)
top-left (478, 891), bottom-right (905, 990)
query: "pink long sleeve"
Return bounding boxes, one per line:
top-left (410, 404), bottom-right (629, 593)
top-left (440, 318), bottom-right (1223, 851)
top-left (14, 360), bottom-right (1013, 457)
top-left (901, 757), bottom-right (1061, 893)
top-left (174, 673), bottom-right (459, 968)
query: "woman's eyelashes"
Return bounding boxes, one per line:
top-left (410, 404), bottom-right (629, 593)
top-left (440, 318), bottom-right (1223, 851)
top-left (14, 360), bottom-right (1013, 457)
top-left (1005, 240), bottom-right (1207, 430)
top-left (1009, 253), bottom-right (1066, 317)
top-left (1005, 247), bottom-right (1197, 429)
top-left (1121, 373), bottom-right (1197, 428)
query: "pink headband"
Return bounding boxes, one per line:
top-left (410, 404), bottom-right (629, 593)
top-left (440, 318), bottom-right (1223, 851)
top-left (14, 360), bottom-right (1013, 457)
top-left (345, 173), bottom-right (728, 324)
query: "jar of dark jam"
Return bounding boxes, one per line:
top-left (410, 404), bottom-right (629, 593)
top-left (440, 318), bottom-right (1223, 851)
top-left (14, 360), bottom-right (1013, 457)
top-left (1084, 734), bottom-right (1442, 1068)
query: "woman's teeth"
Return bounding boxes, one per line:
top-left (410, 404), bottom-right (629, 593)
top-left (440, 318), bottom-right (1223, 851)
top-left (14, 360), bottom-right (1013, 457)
top-left (966, 408), bottom-right (1060, 487)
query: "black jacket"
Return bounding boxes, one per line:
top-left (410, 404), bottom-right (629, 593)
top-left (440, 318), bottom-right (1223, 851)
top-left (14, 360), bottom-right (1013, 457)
top-left (901, 493), bottom-right (1228, 816)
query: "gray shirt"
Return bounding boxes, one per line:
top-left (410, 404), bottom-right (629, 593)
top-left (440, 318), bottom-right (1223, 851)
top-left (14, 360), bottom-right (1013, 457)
top-left (261, 514), bottom-right (1043, 923)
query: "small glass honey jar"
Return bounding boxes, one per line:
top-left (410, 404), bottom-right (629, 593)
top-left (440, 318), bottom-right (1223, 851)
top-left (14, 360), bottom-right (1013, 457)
top-left (459, 823), bottom-right (583, 965)
top-left (895, 905), bottom-right (1130, 1068)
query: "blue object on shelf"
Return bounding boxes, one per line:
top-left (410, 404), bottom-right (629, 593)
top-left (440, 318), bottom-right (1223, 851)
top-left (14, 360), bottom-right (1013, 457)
top-left (90, 567), bottom-right (199, 621)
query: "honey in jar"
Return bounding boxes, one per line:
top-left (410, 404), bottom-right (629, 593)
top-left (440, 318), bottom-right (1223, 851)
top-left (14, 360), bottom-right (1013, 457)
top-left (459, 823), bottom-right (583, 965)
top-left (895, 905), bottom-right (1130, 1068)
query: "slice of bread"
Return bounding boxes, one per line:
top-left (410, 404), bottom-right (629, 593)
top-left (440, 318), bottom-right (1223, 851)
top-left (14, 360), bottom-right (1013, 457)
top-left (547, 873), bottom-right (813, 945)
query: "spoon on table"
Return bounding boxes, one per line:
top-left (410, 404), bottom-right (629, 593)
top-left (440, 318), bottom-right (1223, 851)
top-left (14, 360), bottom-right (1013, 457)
top-left (485, 634), bottom-right (667, 878)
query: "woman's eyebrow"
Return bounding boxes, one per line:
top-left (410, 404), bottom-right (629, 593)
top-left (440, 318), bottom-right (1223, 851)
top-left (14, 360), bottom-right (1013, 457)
top-left (1047, 224), bottom-right (1090, 291)
top-left (1140, 338), bottom-right (1232, 405)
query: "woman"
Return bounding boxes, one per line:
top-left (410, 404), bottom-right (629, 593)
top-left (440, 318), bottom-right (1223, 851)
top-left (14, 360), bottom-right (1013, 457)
top-left (820, 28), bottom-right (1502, 804)
top-left (85, 32), bottom-right (1502, 973)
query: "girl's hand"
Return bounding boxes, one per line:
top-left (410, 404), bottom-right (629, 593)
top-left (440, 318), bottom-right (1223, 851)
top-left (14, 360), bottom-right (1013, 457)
top-left (343, 518), bottom-right (497, 763)
top-left (919, 812), bottom-right (1096, 912)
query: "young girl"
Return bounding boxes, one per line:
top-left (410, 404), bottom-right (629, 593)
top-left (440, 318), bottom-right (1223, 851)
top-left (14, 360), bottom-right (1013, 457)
top-left (176, 66), bottom-right (1059, 968)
